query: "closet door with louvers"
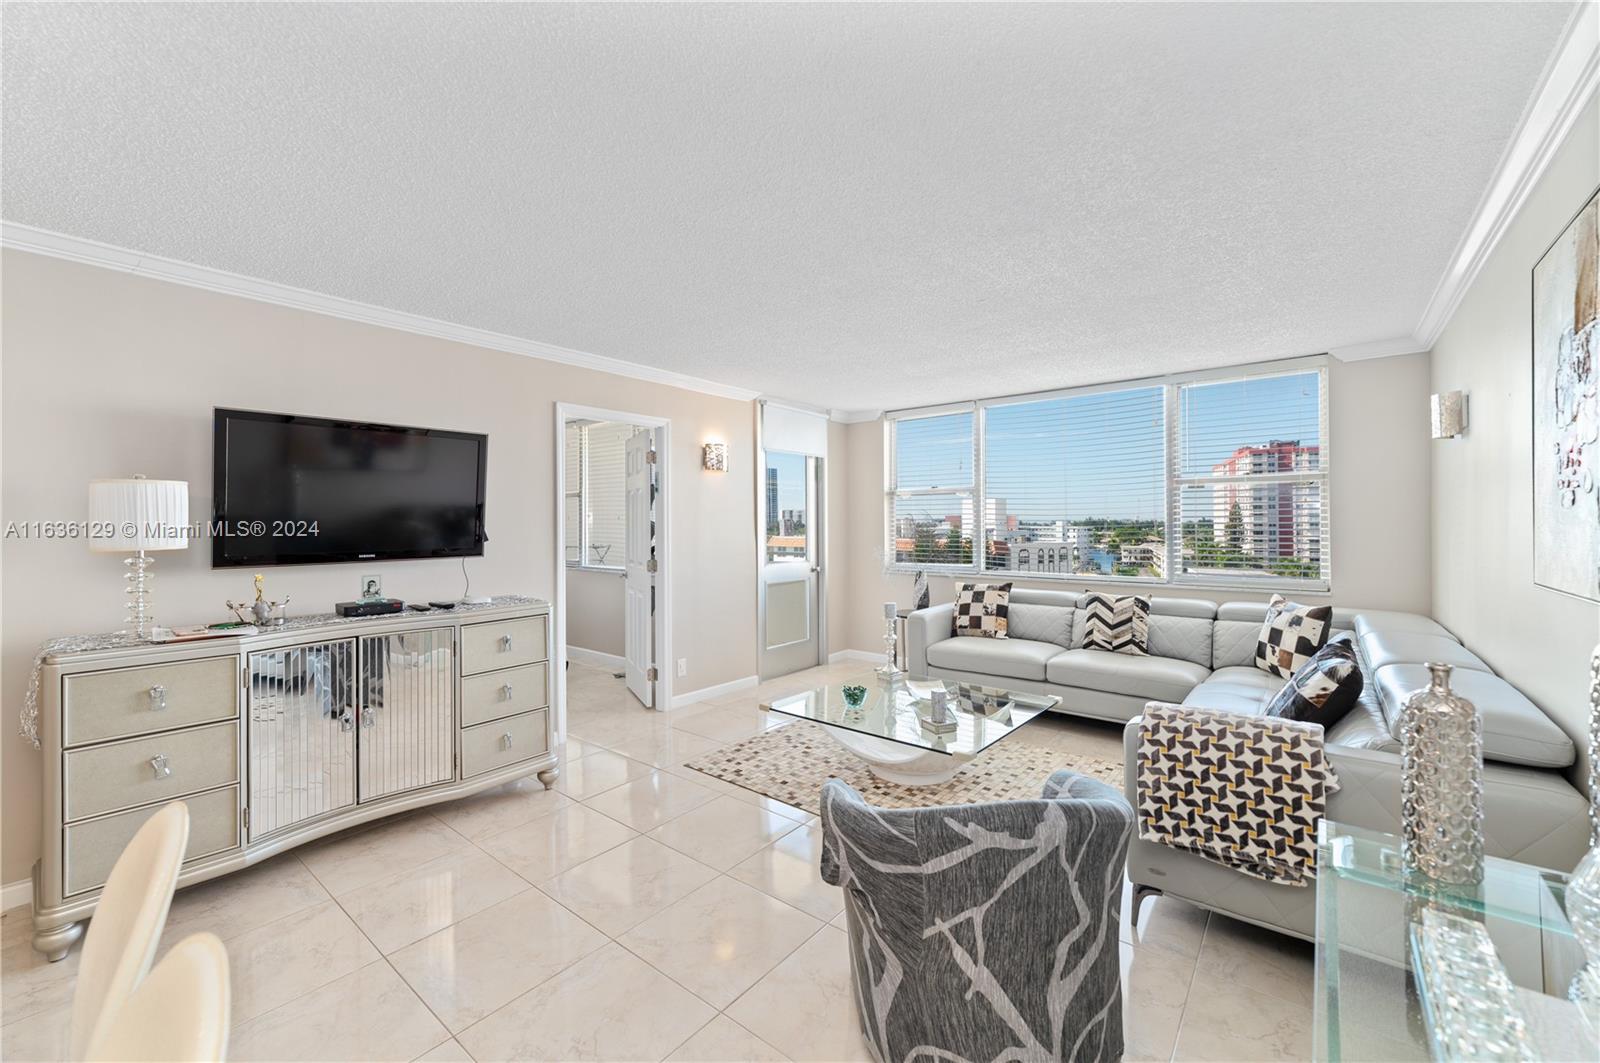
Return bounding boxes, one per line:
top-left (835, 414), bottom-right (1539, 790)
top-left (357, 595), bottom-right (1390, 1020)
top-left (357, 629), bottom-right (455, 802)
top-left (246, 639), bottom-right (358, 838)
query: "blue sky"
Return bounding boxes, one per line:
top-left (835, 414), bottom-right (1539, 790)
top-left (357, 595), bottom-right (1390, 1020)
top-left (891, 372), bottom-right (1320, 524)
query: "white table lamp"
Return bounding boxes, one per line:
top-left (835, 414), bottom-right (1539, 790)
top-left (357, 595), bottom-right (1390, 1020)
top-left (89, 476), bottom-right (189, 638)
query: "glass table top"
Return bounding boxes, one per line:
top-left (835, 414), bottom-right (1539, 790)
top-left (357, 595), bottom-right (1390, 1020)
top-left (760, 673), bottom-right (1057, 757)
top-left (1314, 820), bottom-right (1597, 1061)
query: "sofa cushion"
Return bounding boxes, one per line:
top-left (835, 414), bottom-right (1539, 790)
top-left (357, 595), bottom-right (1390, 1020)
top-left (1147, 614), bottom-right (1214, 669)
top-left (1048, 649), bottom-right (1209, 703)
top-left (1359, 631), bottom-right (1490, 674)
top-left (1007, 603), bottom-right (1074, 648)
top-left (1211, 620), bottom-right (1264, 670)
top-left (1256, 594), bottom-right (1333, 678)
top-left (1352, 611), bottom-right (1455, 642)
top-left (1080, 593), bottom-right (1151, 655)
top-left (1373, 665), bottom-right (1576, 768)
top-left (1265, 638), bottom-right (1363, 728)
top-left (926, 637), bottom-right (1062, 682)
top-left (953, 581), bottom-right (1012, 639)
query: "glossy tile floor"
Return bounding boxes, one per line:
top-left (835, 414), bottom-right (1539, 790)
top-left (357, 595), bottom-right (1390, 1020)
top-left (1, 661), bottom-right (1314, 1061)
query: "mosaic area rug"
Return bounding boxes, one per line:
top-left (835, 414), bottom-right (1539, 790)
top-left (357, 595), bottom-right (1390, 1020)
top-left (683, 720), bottom-right (1124, 816)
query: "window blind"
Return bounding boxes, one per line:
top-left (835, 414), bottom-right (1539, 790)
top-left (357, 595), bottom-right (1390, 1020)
top-left (889, 411), bottom-right (975, 567)
top-left (983, 387), bottom-right (1166, 579)
top-left (582, 422), bottom-right (633, 569)
top-left (1173, 371), bottom-right (1327, 585)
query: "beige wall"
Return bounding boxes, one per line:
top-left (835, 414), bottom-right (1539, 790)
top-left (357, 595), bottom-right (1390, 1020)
top-left (1430, 95), bottom-right (1600, 788)
top-left (565, 568), bottom-right (625, 659)
top-left (839, 354), bottom-right (1435, 652)
top-left (0, 249), bottom-right (757, 885)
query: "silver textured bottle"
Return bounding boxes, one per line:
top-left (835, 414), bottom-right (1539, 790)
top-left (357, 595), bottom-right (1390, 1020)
top-left (1566, 643), bottom-right (1600, 1027)
top-left (1400, 663), bottom-right (1485, 885)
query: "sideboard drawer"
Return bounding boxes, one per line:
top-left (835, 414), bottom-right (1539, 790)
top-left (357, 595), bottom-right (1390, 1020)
top-left (460, 710), bottom-right (548, 778)
top-left (461, 663), bottom-right (548, 727)
top-left (64, 657), bottom-right (238, 747)
top-left (65, 785), bottom-right (240, 897)
top-left (64, 721), bottom-right (240, 822)
top-left (461, 617), bottom-right (547, 675)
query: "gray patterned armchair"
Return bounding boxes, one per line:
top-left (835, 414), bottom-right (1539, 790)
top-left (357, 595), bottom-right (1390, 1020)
top-left (819, 771), bottom-right (1134, 1063)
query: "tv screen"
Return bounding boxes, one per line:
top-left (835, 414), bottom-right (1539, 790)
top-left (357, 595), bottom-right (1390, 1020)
top-left (212, 409), bottom-right (487, 567)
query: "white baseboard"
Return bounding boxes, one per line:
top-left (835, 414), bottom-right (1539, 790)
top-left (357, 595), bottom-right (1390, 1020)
top-left (829, 649), bottom-right (880, 664)
top-left (2, 878), bottom-right (32, 913)
top-left (671, 674), bottom-right (758, 709)
top-left (566, 646), bottom-right (626, 672)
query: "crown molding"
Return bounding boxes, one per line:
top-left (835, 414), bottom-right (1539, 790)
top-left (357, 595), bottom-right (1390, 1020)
top-left (1413, 1), bottom-right (1600, 351)
top-left (0, 222), bottom-right (763, 403)
top-left (1328, 335), bottom-right (1430, 362)
top-left (828, 408), bottom-right (882, 424)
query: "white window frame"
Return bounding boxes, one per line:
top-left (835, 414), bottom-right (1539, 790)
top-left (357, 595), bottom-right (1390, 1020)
top-left (564, 422), bottom-right (625, 574)
top-left (883, 357), bottom-right (1331, 593)
top-left (883, 403), bottom-right (979, 575)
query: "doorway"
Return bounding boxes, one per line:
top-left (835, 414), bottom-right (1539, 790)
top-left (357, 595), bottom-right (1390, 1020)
top-left (554, 405), bottom-right (672, 737)
top-left (756, 401), bottom-right (831, 681)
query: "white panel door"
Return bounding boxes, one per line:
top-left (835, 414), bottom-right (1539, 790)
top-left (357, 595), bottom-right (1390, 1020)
top-left (624, 429), bottom-right (656, 708)
top-left (760, 451), bottom-right (821, 679)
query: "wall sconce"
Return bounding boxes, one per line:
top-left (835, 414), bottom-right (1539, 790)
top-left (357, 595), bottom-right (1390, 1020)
top-left (1430, 391), bottom-right (1468, 439)
top-left (702, 441), bottom-right (727, 472)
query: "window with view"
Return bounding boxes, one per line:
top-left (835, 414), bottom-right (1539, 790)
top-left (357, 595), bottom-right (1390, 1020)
top-left (885, 365), bottom-right (1329, 590)
top-left (563, 420), bottom-right (634, 570)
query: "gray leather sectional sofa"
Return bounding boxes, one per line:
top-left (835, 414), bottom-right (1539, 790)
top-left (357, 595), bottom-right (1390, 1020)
top-left (906, 588), bottom-right (1589, 938)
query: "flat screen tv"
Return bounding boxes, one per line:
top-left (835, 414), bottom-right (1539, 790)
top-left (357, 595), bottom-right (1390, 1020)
top-left (212, 408), bottom-right (487, 567)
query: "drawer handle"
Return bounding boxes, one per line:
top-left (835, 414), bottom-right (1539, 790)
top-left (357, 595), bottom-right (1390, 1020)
top-left (501, 683), bottom-right (515, 700)
top-left (361, 708), bottom-right (375, 729)
top-left (149, 754), bottom-right (171, 779)
top-left (500, 732), bottom-right (514, 750)
top-left (499, 634), bottom-right (514, 652)
top-left (148, 685), bottom-right (167, 711)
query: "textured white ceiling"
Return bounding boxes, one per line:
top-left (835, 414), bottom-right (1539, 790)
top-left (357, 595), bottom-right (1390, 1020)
top-left (0, 2), bottom-right (1575, 410)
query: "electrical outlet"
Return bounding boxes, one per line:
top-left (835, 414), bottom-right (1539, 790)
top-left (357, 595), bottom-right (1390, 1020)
top-left (676, 658), bottom-right (688, 678)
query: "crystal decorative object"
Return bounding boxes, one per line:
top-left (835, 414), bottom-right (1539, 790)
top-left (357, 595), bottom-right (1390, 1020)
top-left (876, 602), bottom-right (901, 678)
top-left (1567, 642), bottom-right (1600, 1033)
top-left (1411, 908), bottom-right (1539, 1061)
top-left (1400, 663), bottom-right (1485, 885)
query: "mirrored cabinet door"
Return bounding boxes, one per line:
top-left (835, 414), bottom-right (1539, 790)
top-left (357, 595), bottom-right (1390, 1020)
top-left (358, 628), bottom-right (455, 802)
top-left (246, 639), bottom-right (358, 838)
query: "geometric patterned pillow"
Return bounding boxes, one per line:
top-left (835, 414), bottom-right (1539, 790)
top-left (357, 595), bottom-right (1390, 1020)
top-left (1079, 592), bottom-right (1150, 655)
top-left (1255, 593), bottom-right (1332, 679)
top-left (1264, 635), bottom-right (1364, 727)
top-left (952, 581), bottom-right (1012, 639)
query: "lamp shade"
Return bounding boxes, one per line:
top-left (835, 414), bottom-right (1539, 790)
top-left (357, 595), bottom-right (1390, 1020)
top-left (88, 479), bottom-right (189, 552)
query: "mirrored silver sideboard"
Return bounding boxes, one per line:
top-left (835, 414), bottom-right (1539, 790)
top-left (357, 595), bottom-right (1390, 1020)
top-left (30, 598), bottom-right (556, 960)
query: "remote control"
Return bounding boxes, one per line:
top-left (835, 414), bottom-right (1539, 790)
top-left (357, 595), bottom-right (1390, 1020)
top-left (427, 600), bottom-right (459, 610)
top-left (407, 603), bottom-right (433, 612)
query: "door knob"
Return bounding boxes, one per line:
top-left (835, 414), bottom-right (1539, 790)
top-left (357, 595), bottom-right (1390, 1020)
top-left (149, 754), bottom-right (171, 779)
top-left (148, 685), bottom-right (167, 711)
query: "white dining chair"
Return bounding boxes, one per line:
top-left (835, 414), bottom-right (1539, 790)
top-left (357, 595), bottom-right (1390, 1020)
top-left (83, 932), bottom-right (230, 1062)
top-left (68, 801), bottom-right (190, 1060)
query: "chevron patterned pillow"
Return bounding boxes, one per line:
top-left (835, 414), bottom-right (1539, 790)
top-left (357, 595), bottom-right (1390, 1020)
top-left (952, 581), bottom-right (1012, 638)
top-left (1255, 593), bottom-right (1333, 678)
top-left (1079, 592), bottom-right (1150, 655)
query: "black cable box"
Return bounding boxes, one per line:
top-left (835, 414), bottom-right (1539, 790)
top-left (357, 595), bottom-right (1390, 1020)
top-left (335, 598), bottom-right (406, 618)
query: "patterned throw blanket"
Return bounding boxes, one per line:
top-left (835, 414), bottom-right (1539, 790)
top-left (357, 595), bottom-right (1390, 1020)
top-left (1136, 702), bottom-right (1339, 887)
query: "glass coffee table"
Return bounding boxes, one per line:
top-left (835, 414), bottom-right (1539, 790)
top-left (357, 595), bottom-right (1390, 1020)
top-left (760, 673), bottom-right (1058, 785)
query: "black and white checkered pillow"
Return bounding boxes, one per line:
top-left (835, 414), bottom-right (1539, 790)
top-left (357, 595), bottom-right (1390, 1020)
top-left (952, 582), bottom-right (1011, 639)
top-left (1265, 635), bottom-right (1364, 726)
top-left (1079, 593), bottom-right (1150, 655)
top-left (1255, 594), bottom-right (1332, 679)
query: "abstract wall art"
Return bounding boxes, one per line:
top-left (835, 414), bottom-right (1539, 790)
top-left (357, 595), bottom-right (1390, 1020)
top-left (1533, 186), bottom-right (1600, 602)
